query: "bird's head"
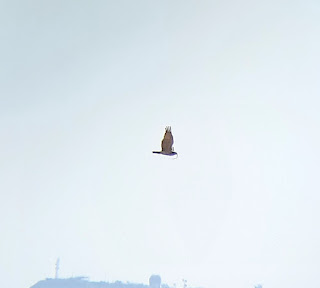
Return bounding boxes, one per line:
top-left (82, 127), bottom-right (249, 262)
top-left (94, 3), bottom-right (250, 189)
top-left (170, 152), bottom-right (178, 159)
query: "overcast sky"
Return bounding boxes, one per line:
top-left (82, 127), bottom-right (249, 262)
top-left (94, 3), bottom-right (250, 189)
top-left (1, 1), bottom-right (320, 288)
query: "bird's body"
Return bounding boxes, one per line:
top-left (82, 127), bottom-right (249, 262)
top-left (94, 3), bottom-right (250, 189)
top-left (153, 126), bottom-right (178, 157)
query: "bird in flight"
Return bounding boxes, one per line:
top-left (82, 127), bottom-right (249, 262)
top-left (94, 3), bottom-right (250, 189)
top-left (153, 126), bottom-right (178, 157)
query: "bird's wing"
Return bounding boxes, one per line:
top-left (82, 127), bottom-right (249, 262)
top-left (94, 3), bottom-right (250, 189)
top-left (161, 126), bottom-right (174, 153)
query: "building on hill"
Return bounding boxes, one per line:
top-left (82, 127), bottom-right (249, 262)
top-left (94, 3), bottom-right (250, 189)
top-left (149, 275), bottom-right (161, 288)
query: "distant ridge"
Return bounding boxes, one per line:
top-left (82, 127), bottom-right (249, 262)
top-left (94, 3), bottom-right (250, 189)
top-left (30, 277), bottom-right (150, 288)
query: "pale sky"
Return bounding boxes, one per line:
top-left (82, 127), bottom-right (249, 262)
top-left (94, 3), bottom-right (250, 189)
top-left (1, 1), bottom-right (320, 288)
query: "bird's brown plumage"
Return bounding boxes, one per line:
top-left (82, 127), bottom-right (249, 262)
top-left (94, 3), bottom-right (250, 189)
top-left (161, 126), bottom-right (174, 153)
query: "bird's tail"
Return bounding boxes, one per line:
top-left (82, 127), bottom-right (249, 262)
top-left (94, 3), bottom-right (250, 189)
top-left (152, 151), bottom-right (161, 154)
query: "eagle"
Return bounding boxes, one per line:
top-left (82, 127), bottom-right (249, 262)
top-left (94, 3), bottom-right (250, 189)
top-left (153, 126), bottom-right (178, 157)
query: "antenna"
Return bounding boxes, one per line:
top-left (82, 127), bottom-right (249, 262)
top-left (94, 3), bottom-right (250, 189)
top-left (55, 258), bottom-right (60, 279)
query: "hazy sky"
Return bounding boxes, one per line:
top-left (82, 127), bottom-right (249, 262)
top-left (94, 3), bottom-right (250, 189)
top-left (1, 1), bottom-right (320, 288)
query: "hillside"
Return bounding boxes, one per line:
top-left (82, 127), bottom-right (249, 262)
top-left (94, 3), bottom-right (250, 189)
top-left (30, 275), bottom-right (170, 288)
top-left (30, 277), bottom-right (150, 288)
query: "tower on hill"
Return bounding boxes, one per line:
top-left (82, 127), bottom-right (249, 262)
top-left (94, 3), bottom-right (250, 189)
top-left (149, 275), bottom-right (161, 288)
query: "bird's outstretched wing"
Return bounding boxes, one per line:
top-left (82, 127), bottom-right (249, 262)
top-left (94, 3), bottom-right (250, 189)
top-left (161, 126), bottom-right (174, 153)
